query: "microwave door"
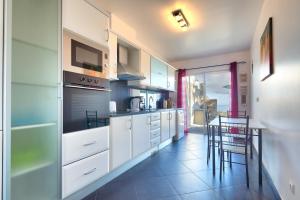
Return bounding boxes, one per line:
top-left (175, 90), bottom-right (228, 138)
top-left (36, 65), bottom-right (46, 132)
top-left (71, 39), bottom-right (103, 72)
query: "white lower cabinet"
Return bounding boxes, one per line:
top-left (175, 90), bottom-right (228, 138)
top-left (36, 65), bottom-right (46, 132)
top-left (132, 114), bottom-right (151, 157)
top-left (62, 126), bottom-right (110, 197)
top-left (169, 111), bottom-right (176, 137)
top-left (62, 151), bottom-right (109, 198)
top-left (160, 111), bottom-right (170, 142)
top-left (150, 129), bottom-right (160, 139)
top-left (151, 136), bottom-right (161, 147)
top-left (62, 126), bottom-right (109, 165)
top-left (161, 110), bottom-right (177, 142)
top-left (110, 116), bottom-right (132, 170)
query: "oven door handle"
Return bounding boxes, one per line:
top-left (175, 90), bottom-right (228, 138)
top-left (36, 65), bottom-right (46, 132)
top-left (64, 84), bottom-right (111, 92)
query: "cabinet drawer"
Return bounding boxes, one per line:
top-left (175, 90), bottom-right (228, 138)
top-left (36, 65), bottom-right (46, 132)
top-left (151, 113), bottom-right (160, 121)
top-left (62, 126), bottom-right (109, 165)
top-left (151, 137), bottom-right (161, 147)
top-left (62, 151), bottom-right (109, 198)
top-left (150, 121), bottom-right (160, 130)
top-left (150, 129), bottom-right (160, 139)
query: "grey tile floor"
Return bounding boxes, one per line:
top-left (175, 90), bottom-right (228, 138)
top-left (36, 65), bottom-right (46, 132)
top-left (83, 134), bottom-right (278, 200)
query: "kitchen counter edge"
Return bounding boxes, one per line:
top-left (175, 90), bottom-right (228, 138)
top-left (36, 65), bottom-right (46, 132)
top-left (109, 108), bottom-right (183, 118)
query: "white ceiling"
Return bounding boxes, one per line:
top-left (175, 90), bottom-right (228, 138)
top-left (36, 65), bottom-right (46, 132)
top-left (88, 0), bottom-right (263, 61)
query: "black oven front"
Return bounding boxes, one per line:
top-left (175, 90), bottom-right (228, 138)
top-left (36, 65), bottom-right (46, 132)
top-left (63, 71), bottom-right (110, 134)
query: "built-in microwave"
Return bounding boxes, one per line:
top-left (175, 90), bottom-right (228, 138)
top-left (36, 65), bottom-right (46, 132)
top-left (63, 30), bottom-right (109, 79)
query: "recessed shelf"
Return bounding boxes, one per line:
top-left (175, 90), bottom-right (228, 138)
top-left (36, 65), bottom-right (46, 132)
top-left (11, 161), bottom-right (55, 178)
top-left (12, 122), bottom-right (56, 131)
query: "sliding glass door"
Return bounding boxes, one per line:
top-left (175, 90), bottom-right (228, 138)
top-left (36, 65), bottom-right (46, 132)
top-left (11, 0), bottom-right (61, 199)
top-left (186, 70), bottom-right (230, 130)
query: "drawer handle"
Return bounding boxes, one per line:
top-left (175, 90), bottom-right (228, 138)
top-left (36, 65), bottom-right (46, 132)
top-left (83, 141), bottom-right (97, 147)
top-left (83, 168), bottom-right (97, 176)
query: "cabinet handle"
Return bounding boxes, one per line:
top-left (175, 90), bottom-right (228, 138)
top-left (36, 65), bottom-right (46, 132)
top-left (127, 120), bottom-right (132, 130)
top-left (83, 141), bottom-right (97, 147)
top-left (170, 113), bottom-right (172, 120)
top-left (83, 168), bottom-right (97, 176)
top-left (106, 29), bottom-right (109, 42)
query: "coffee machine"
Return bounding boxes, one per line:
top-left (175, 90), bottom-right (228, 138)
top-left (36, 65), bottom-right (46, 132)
top-left (129, 96), bottom-right (145, 112)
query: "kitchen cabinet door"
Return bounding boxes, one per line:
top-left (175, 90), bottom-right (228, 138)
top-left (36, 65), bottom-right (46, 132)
top-left (151, 57), bottom-right (167, 89)
top-left (63, 0), bottom-right (109, 46)
top-left (132, 114), bottom-right (150, 157)
top-left (160, 111), bottom-right (170, 142)
top-left (140, 50), bottom-right (151, 86)
top-left (110, 116), bottom-right (132, 170)
top-left (167, 66), bottom-right (176, 91)
top-left (11, 0), bottom-right (60, 199)
top-left (169, 111), bottom-right (176, 138)
top-left (108, 31), bottom-right (118, 80)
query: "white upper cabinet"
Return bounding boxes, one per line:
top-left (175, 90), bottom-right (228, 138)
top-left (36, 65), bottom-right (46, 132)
top-left (110, 116), bottom-right (132, 170)
top-left (108, 31), bottom-right (118, 80)
top-left (63, 0), bottom-right (109, 46)
top-left (139, 50), bottom-right (151, 86)
top-left (151, 57), bottom-right (168, 89)
top-left (132, 114), bottom-right (151, 157)
top-left (167, 66), bottom-right (176, 91)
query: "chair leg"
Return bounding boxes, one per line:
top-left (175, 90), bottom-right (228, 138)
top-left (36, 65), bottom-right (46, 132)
top-left (207, 142), bottom-right (210, 165)
top-left (250, 131), bottom-right (253, 159)
top-left (229, 151), bottom-right (232, 168)
top-left (245, 154), bottom-right (249, 188)
top-left (219, 150), bottom-right (223, 181)
top-left (222, 151), bottom-right (225, 171)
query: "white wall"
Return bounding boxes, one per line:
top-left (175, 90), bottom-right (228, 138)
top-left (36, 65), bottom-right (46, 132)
top-left (250, 0), bottom-right (300, 199)
top-left (171, 50), bottom-right (251, 114)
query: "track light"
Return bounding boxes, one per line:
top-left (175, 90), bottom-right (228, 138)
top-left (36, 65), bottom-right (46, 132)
top-left (172, 9), bottom-right (189, 31)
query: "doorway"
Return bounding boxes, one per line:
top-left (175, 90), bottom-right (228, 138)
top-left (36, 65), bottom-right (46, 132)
top-left (186, 70), bottom-right (230, 132)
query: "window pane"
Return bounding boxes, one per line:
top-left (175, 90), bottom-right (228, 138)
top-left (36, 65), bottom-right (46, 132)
top-left (205, 71), bottom-right (230, 119)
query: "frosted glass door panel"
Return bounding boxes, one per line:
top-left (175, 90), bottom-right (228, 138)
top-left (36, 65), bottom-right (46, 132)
top-left (205, 71), bottom-right (230, 118)
top-left (11, 0), bottom-right (60, 199)
top-left (151, 57), bottom-right (167, 88)
top-left (12, 40), bottom-right (58, 86)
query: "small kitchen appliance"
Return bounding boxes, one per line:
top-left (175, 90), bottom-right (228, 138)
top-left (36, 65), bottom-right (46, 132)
top-left (129, 96), bottom-right (143, 112)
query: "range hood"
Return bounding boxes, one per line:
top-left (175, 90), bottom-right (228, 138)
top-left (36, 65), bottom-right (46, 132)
top-left (117, 44), bottom-right (145, 81)
top-left (117, 63), bottom-right (145, 81)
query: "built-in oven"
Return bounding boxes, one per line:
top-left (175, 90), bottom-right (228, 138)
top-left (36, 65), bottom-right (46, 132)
top-left (63, 71), bottom-right (110, 134)
top-left (63, 30), bottom-right (109, 79)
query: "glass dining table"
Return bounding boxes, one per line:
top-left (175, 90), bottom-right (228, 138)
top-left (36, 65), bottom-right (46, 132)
top-left (208, 117), bottom-right (266, 186)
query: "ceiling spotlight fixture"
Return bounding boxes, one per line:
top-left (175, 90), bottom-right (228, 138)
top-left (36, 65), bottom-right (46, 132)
top-left (172, 9), bottom-right (189, 30)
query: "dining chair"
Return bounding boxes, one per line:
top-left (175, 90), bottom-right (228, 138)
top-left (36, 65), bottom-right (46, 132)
top-left (227, 110), bottom-right (247, 118)
top-left (86, 110), bottom-right (98, 128)
top-left (227, 110), bottom-right (254, 159)
top-left (218, 115), bottom-right (250, 187)
top-left (206, 110), bottom-right (220, 165)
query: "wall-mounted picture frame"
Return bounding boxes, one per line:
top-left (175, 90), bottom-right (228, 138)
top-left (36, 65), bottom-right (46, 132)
top-left (240, 73), bottom-right (247, 82)
top-left (260, 17), bottom-right (274, 81)
top-left (240, 86), bottom-right (248, 105)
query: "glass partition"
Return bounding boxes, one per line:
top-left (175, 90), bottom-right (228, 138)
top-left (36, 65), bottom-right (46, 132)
top-left (186, 70), bottom-right (230, 131)
top-left (11, 0), bottom-right (60, 199)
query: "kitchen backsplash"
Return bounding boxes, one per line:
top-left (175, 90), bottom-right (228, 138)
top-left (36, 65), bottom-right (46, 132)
top-left (110, 81), bottom-right (173, 112)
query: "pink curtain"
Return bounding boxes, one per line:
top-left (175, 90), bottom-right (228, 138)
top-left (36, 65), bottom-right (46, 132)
top-left (230, 62), bottom-right (238, 118)
top-left (177, 69), bottom-right (188, 134)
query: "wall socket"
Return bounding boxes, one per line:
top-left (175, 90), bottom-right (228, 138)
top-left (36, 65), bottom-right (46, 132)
top-left (289, 180), bottom-right (296, 195)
